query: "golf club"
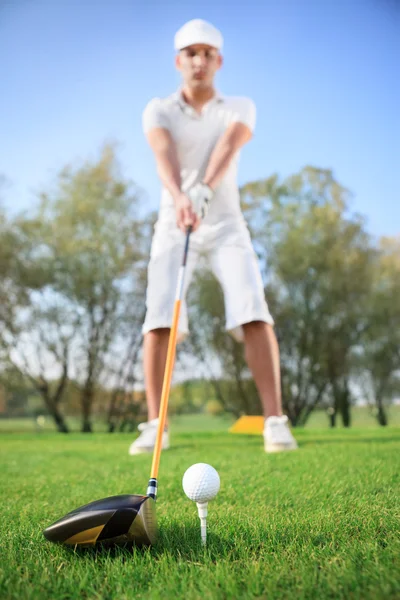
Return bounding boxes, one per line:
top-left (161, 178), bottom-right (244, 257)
top-left (43, 226), bottom-right (192, 548)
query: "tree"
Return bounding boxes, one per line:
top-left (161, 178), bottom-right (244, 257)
top-left (358, 236), bottom-right (400, 425)
top-left (0, 201), bottom-right (72, 427)
top-left (0, 206), bottom-right (32, 347)
top-left (34, 145), bottom-right (150, 431)
top-left (2, 145), bottom-right (150, 432)
top-left (2, 299), bottom-right (78, 432)
top-left (241, 167), bottom-right (375, 426)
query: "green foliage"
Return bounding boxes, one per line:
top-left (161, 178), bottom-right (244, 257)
top-left (0, 146), bottom-right (150, 431)
top-left (356, 236), bottom-right (400, 424)
top-left (263, 171), bottom-right (375, 425)
top-left (0, 208), bottom-right (33, 342)
top-left (205, 398), bottom-right (224, 416)
top-left (1, 160), bottom-right (398, 431)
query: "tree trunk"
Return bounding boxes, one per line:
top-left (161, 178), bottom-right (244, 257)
top-left (340, 385), bottom-right (351, 428)
top-left (331, 380), bottom-right (351, 427)
top-left (81, 385), bottom-right (94, 432)
top-left (328, 408), bottom-right (336, 428)
top-left (118, 394), bottom-right (141, 432)
top-left (37, 383), bottom-right (69, 433)
top-left (82, 417), bottom-right (92, 433)
top-left (51, 405), bottom-right (69, 433)
top-left (296, 383), bottom-right (327, 427)
top-left (376, 399), bottom-right (388, 426)
top-left (235, 371), bottom-right (252, 415)
top-left (341, 403), bottom-right (351, 427)
top-left (107, 389), bottom-right (121, 432)
top-left (106, 328), bottom-right (144, 433)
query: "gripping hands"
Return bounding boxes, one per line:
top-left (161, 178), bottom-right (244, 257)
top-left (175, 183), bottom-right (214, 233)
top-left (188, 182), bottom-right (213, 220)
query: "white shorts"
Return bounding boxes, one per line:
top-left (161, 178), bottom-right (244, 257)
top-left (142, 218), bottom-right (274, 343)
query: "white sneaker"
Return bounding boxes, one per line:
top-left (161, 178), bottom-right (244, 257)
top-left (128, 418), bottom-right (170, 455)
top-left (264, 415), bottom-right (298, 453)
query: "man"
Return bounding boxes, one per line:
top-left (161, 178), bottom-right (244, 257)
top-left (129, 18), bottom-right (297, 455)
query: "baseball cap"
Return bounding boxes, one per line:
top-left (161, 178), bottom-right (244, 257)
top-left (174, 19), bottom-right (223, 51)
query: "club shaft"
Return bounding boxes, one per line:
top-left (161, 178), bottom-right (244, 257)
top-left (149, 227), bottom-right (192, 486)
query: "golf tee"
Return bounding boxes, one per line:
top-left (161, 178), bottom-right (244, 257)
top-left (197, 502), bottom-right (208, 546)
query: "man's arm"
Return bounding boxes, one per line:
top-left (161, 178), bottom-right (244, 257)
top-left (146, 127), bottom-right (200, 231)
top-left (146, 127), bottom-right (182, 202)
top-left (202, 122), bottom-right (252, 191)
top-left (185, 121), bottom-right (253, 223)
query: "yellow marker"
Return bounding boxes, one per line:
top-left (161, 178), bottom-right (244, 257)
top-left (229, 416), bottom-right (264, 435)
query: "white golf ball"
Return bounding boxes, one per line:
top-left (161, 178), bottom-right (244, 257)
top-left (182, 463), bottom-right (220, 503)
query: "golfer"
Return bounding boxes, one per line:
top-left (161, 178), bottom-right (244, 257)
top-left (129, 19), bottom-right (298, 455)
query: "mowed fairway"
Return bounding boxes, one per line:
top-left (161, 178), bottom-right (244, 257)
top-left (0, 421), bottom-right (399, 600)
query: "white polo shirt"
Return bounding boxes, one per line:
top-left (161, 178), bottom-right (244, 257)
top-left (142, 90), bottom-right (256, 225)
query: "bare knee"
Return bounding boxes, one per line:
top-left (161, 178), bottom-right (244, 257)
top-left (145, 327), bottom-right (170, 336)
top-left (144, 328), bottom-right (170, 346)
top-left (242, 320), bottom-right (272, 336)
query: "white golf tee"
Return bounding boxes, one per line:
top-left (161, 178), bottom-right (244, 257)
top-left (196, 501), bottom-right (208, 546)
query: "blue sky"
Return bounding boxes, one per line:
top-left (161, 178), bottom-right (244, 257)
top-left (0, 0), bottom-right (398, 238)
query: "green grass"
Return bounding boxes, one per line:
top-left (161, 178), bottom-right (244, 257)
top-left (0, 422), bottom-right (399, 599)
top-left (1, 405), bottom-right (399, 433)
top-left (0, 413), bottom-right (236, 434)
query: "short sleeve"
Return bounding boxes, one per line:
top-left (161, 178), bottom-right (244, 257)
top-left (230, 98), bottom-right (256, 132)
top-left (142, 98), bottom-right (170, 134)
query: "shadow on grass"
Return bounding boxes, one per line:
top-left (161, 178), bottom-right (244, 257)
top-left (63, 522), bottom-right (242, 563)
top-left (153, 521), bottom-right (236, 560)
top-left (56, 519), bottom-right (366, 564)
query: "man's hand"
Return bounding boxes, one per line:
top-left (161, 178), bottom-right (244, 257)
top-left (175, 183), bottom-right (214, 233)
top-left (188, 183), bottom-right (214, 220)
top-left (175, 192), bottom-right (201, 233)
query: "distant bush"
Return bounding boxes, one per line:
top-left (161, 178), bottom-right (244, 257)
top-left (205, 399), bottom-right (224, 416)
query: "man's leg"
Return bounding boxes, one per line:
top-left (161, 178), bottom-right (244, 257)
top-left (242, 321), bottom-right (282, 419)
top-left (129, 226), bottom-right (197, 454)
top-left (143, 328), bottom-right (170, 421)
top-left (242, 320), bottom-right (297, 452)
top-left (209, 240), bottom-right (282, 420)
top-left (129, 328), bottom-right (172, 454)
top-left (209, 230), bottom-right (297, 452)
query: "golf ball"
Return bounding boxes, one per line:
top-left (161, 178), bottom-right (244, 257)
top-left (182, 463), bottom-right (220, 503)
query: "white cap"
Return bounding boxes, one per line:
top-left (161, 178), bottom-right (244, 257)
top-left (174, 19), bottom-right (223, 51)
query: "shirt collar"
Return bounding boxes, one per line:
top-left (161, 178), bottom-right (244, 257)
top-left (173, 88), bottom-right (224, 109)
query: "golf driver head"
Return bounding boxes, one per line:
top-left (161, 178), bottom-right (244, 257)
top-left (43, 494), bottom-right (157, 547)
